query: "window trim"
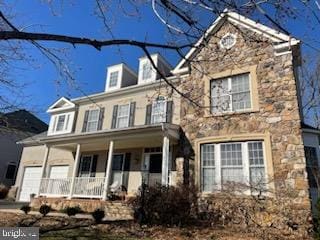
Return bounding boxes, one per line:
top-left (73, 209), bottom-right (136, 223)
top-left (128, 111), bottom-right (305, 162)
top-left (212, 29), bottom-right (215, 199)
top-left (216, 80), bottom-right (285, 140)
top-left (151, 97), bottom-right (167, 124)
top-left (204, 65), bottom-right (259, 117)
top-left (195, 133), bottom-right (274, 196)
top-left (53, 113), bottom-right (70, 133)
top-left (109, 71), bottom-right (119, 88)
top-left (116, 103), bottom-right (131, 128)
top-left (86, 109), bottom-right (100, 132)
top-left (142, 62), bottom-right (152, 80)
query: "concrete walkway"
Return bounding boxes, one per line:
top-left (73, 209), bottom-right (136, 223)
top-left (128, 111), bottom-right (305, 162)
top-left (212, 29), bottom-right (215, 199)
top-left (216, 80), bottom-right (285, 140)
top-left (0, 200), bottom-right (29, 209)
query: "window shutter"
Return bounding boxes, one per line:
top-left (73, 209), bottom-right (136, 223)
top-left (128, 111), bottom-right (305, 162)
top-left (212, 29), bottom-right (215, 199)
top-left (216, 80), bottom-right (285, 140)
top-left (82, 110), bottom-right (89, 132)
top-left (124, 153), bottom-right (131, 171)
top-left (97, 107), bottom-right (105, 130)
top-left (166, 101), bottom-right (173, 123)
top-left (77, 155), bottom-right (83, 177)
top-left (145, 104), bottom-right (152, 125)
top-left (129, 102), bottom-right (136, 127)
top-left (90, 155), bottom-right (98, 177)
top-left (111, 105), bottom-right (118, 129)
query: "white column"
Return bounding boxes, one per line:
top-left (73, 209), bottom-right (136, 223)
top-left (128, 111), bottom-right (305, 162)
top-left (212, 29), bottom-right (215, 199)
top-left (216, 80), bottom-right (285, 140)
top-left (37, 144), bottom-right (50, 196)
top-left (102, 140), bottom-right (114, 200)
top-left (68, 144), bottom-right (81, 199)
top-left (162, 135), bottom-right (170, 186)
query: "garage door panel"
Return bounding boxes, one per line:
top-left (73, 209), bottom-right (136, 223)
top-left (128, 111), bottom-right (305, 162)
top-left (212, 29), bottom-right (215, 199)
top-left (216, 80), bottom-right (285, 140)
top-left (19, 167), bottom-right (42, 202)
top-left (49, 166), bottom-right (69, 179)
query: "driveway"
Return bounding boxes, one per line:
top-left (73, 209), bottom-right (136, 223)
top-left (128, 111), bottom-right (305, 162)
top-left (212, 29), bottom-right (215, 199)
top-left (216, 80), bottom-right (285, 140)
top-left (0, 200), bottom-right (28, 209)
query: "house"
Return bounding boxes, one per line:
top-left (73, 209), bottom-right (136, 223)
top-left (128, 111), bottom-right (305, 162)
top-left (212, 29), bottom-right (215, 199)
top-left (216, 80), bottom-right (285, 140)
top-left (0, 110), bottom-right (47, 187)
top-left (14, 10), bottom-right (319, 225)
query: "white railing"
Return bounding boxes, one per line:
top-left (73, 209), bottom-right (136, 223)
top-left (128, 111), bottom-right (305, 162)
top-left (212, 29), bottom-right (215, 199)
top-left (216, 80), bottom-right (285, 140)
top-left (73, 177), bottom-right (105, 198)
top-left (40, 178), bottom-right (71, 196)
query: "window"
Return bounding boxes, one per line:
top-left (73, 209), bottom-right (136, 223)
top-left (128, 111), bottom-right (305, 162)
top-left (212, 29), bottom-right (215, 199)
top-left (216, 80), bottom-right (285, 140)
top-left (211, 73), bottom-right (251, 113)
top-left (109, 71), bottom-right (119, 88)
top-left (151, 97), bottom-right (167, 124)
top-left (142, 62), bottom-right (152, 80)
top-left (116, 104), bottom-right (130, 128)
top-left (219, 33), bottom-right (237, 49)
top-left (86, 109), bottom-right (100, 132)
top-left (56, 115), bottom-right (66, 131)
top-left (305, 146), bottom-right (319, 188)
top-left (78, 155), bottom-right (98, 177)
top-left (5, 164), bottom-right (16, 179)
top-left (200, 141), bottom-right (266, 193)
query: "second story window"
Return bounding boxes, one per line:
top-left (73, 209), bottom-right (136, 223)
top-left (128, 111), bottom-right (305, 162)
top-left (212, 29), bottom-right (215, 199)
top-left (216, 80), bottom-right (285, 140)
top-left (211, 73), bottom-right (251, 113)
top-left (86, 109), bottom-right (100, 132)
top-left (151, 97), bottom-right (167, 124)
top-left (142, 62), bottom-right (152, 80)
top-left (116, 104), bottom-right (130, 128)
top-left (55, 114), bottom-right (69, 132)
top-left (109, 71), bottom-right (119, 88)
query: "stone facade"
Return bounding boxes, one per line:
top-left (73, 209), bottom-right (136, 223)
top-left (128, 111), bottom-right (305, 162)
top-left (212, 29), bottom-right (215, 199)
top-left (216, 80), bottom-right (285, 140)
top-left (178, 22), bottom-right (311, 230)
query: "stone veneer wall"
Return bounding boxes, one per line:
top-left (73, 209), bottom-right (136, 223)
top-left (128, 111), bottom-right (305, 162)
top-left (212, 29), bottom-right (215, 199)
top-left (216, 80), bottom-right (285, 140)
top-left (178, 22), bottom-right (312, 230)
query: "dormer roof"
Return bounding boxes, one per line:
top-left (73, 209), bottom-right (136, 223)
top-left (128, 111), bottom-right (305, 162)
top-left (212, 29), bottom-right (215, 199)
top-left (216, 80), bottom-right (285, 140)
top-left (47, 97), bottom-right (76, 113)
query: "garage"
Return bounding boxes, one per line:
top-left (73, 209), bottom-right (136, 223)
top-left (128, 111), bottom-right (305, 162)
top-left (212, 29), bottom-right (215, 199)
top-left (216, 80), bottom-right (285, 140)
top-left (49, 165), bottom-right (69, 178)
top-left (19, 166), bottom-right (42, 202)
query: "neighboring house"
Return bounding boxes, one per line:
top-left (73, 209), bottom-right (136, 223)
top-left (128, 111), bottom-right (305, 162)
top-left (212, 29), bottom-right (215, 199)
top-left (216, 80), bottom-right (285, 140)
top-left (14, 10), bottom-right (319, 224)
top-left (0, 110), bottom-right (47, 187)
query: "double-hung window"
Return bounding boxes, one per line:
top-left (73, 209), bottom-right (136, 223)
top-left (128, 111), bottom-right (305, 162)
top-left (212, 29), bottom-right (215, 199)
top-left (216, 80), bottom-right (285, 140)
top-left (211, 73), bottom-right (251, 113)
top-left (55, 114), bottom-right (70, 132)
top-left (201, 141), bottom-right (266, 193)
top-left (142, 62), bottom-right (152, 80)
top-left (151, 97), bottom-right (167, 124)
top-left (109, 71), bottom-right (119, 88)
top-left (86, 109), bottom-right (100, 132)
top-left (116, 104), bottom-right (130, 128)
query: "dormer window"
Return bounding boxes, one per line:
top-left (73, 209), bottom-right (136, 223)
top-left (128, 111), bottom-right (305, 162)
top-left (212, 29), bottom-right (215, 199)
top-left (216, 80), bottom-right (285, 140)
top-left (56, 115), bottom-right (66, 131)
top-left (109, 71), bottom-right (119, 88)
top-left (142, 63), bottom-right (152, 80)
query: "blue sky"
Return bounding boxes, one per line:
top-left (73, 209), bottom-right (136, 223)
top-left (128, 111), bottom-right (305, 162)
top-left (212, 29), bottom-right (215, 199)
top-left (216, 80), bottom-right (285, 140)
top-left (4, 1), bottom-right (320, 123)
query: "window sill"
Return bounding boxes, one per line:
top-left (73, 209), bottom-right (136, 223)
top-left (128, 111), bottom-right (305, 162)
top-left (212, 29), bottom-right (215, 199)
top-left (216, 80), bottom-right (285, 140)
top-left (204, 109), bottom-right (260, 118)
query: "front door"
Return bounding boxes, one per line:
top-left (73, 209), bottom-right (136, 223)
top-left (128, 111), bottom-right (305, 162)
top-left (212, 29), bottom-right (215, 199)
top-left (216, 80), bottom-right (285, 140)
top-left (111, 154), bottom-right (130, 189)
top-left (142, 153), bottom-right (162, 186)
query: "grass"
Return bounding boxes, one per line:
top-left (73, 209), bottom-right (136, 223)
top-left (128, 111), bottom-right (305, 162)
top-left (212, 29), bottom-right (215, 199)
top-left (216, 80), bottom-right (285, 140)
top-left (41, 228), bottom-right (151, 240)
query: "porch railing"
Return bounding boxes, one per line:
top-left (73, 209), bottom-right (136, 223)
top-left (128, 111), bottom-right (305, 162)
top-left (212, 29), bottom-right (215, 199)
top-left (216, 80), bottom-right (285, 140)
top-left (72, 177), bottom-right (105, 198)
top-left (40, 178), bottom-right (72, 196)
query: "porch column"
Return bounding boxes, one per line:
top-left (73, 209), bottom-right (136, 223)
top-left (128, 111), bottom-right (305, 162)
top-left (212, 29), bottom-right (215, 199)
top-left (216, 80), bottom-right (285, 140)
top-left (162, 135), bottom-right (170, 186)
top-left (37, 144), bottom-right (50, 196)
top-left (102, 140), bottom-right (114, 200)
top-left (68, 144), bottom-right (81, 199)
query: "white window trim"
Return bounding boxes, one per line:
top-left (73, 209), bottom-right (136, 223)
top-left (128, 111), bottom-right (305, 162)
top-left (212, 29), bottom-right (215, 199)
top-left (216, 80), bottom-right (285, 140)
top-left (53, 113), bottom-right (69, 133)
top-left (201, 141), bottom-right (267, 195)
top-left (151, 98), bottom-right (167, 124)
top-left (109, 71), bottom-right (119, 88)
top-left (86, 109), bottom-right (100, 132)
top-left (211, 74), bottom-right (253, 114)
top-left (219, 33), bottom-right (237, 49)
top-left (116, 103), bottom-right (131, 128)
top-left (142, 62), bottom-right (152, 81)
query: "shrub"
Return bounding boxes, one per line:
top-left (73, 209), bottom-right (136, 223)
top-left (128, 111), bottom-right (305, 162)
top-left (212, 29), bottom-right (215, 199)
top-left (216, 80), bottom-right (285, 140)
top-left (62, 206), bottom-right (83, 216)
top-left (132, 183), bottom-right (197, 226)
top-left (20, 205), bottom-right (31, 214)
top-left (0, 184), bottom-right (9, 199)
top-left (39, 204), bottom-right (51, 217)
top-left (92, 208), bottom-right (105, 223)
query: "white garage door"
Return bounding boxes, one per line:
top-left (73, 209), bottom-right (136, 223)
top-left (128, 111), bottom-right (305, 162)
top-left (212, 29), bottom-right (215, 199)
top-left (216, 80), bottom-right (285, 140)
top-left (19, 167), bottom-right (42, 202)
top-left (49, 166), bottom-right (69, 178)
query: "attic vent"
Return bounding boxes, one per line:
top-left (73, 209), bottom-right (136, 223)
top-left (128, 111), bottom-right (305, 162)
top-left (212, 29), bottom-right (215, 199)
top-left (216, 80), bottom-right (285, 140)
top-left (219, 33), bottom-right (237, 49)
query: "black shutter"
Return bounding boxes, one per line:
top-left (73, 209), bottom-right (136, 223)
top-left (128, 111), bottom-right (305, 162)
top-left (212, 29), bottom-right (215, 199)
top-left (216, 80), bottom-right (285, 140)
top-left (111, 105), bottom-right (118, 129)
top-left (90, 155), bottom-right (98, 177)
top-left (77, 155), bottom-right (83, 177)
top-left (82, 110), bottom-right (89, 132)
top-left (97, 107), bottom-right (105, 130)
top-left (166, 101), bottom-right (173, 123)
top-left (129, 102), bottom-right (136, 127)
top-left (124, 153), bottom-right (131, 171)
top-left (145, 104), bottom-right (152, 125)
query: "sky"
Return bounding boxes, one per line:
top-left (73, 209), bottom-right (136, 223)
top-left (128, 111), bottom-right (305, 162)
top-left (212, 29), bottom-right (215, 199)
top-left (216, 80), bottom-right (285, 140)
top-left (3, 1), bottom-right (320, 123)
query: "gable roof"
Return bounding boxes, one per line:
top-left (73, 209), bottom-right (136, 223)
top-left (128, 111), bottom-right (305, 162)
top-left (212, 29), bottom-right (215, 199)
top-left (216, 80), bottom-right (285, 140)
top-left (172, 9), bottom-right (300, 74)
top-left (47, 97), bottom-right (76, 113)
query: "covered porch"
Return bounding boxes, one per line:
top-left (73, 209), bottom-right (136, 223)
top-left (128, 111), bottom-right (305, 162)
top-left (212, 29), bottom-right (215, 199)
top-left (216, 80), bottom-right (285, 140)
top-left (36, 124), bottom-right (180, 200)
